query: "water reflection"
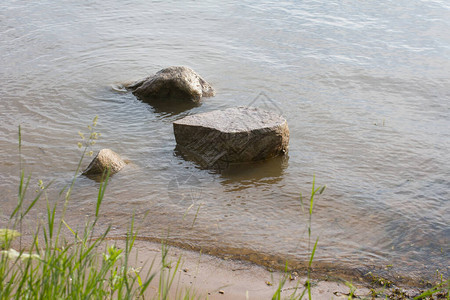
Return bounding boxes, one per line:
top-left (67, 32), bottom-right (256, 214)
top-left (1, 0), bottom-right (449, 284)
top-left (220, 154), bottom-right (288, 184)
top-left (136, 92), bottom-right (201, 116)
top-left (111, 83), bottom-right (201, 116)
top-left (174, 146), bottom-right (289, 181)
top-left (135, 95), bottom-right (201, 116)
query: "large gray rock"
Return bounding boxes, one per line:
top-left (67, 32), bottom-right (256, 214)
top-left (128, 66), bottom-right (215, 102)
top-left (173, 107), bottom-right (289, 169)
top-left (82, 149), bottom-right (126, 176)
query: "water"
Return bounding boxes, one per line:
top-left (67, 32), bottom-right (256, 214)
top-left (1, 0), bottom-right (449, 284)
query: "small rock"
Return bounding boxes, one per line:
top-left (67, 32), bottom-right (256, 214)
top-left (289, 271), bottom-right (299, 281)
top-left (82, 149), bottom-right (126, 176)
top-left (128, 66), bottom-right (215, 102)
top-left (218, 290), bottom-right (225, 294)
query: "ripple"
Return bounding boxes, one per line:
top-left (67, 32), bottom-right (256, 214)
top-left (0, 0), bottom-right (449, 283)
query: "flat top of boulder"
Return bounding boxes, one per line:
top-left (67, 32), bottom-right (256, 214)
top-left (173, 107), bottom-right (287, 133)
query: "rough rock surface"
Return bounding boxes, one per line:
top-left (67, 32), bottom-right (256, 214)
top-left (129, 66), bottom-right (215, 102)
top-left (173, 107), bottom-right (289, 169)
top-left (82, 149), bottom-right (126, 176)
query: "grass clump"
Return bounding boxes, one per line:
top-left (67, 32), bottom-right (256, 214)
top-left (0, 118), bottom-right (192, 299)
top-left (414, 277), bottom-right (449, 300)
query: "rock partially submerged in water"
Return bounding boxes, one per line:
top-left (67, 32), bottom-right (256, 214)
top-left (82, 149), bottom-right (126, 176)
top-left (173, 107), bottom-right (289, 169)
top-left (127, 66), bottom-right (215, 102)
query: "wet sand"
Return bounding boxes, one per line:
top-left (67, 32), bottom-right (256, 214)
top-left (126, 240), bottom-right (409, 299)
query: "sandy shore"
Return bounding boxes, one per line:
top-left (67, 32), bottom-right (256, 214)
top-left (127, 240), bottom-right (382, 299)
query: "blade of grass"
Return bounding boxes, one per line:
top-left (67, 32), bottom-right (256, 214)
top-left (309, 237), bottom-right (319, 268)
top-left (95, 169), bottom-right (110, 218)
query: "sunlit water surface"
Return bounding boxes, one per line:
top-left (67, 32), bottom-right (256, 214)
top-left (1, 0), bottom-right (449, 284)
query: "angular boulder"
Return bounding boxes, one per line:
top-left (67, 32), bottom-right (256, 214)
top-left (173, 107), bottom-right (289, 169)
top-left (82, 149), bottom-right (126, 176)
top-left (128, 66), bottom-right (215, 102)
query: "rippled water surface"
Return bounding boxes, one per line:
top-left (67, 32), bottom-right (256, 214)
top-left (1, 0), bottom-right (449, 283)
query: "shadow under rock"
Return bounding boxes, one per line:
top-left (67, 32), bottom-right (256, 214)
top-left (136, 95), bottom-right (201, 116)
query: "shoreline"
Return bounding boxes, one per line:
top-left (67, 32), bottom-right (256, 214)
top-left (130, 240), bottom-right (372, 299)
top-left (107, 236), bottom-right (444, 289)
top-left (5, 227), bottom-right (446, 298)
top-left (118, 239), bottom-right (435, 299)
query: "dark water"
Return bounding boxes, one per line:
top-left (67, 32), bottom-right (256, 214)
top-left (1, 0), bottom-right (449, 284)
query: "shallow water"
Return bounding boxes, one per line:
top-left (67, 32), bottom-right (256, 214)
top-left (1, 0), bottom-right (449, 283)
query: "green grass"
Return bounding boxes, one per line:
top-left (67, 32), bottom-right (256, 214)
top-left (271, 176), bottom-right (326, 300)
top-left (0, 118), bottom-right (196, 299)
top-left (6, 118), bottom-right (447, 300)
top-left (414, 277), bottom-right (450, 300)
top-left (3, 117), bottom-right (329, 300)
